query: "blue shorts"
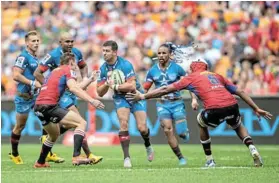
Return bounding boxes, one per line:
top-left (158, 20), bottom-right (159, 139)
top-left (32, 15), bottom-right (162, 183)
top-left (156, 100), bottom-right (186, 121)
top-left (14, 95), bottom-right (36, 114)
top-left (59, 90), bottom-right (77, 109)
top-left (113, 97), bottom-right (146, 113)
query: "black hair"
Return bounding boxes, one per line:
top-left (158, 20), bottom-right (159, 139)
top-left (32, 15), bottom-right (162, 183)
top-left (103, 40), bottom-right (118, 51)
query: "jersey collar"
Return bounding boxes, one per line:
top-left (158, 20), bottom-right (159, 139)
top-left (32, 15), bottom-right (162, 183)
top-left (106, 56), bottom-right (119, 70)
top-left (24, 48), bottom-right (38, 59)
top-left (157, 61), bottom-right (172, 72)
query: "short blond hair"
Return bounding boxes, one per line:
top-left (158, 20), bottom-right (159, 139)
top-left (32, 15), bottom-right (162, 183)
top-left (25, 30), bottom-right (38, 41)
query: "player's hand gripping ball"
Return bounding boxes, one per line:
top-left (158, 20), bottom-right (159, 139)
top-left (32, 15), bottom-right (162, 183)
top-left (110, 69), bottom-right (125, 85)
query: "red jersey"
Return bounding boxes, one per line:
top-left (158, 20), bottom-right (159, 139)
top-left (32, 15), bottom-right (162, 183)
top-left (172, 71), bottom-right (237, 109)
top-left (36, 65), bottom-right (76, 105)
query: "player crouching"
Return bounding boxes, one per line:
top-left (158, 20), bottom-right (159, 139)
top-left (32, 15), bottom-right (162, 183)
top-left (33, 53), bottom-right (105, 168)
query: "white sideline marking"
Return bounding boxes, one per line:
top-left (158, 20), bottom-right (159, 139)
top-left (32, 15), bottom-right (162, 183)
top-left (2, 167), bottom-right (251, 173)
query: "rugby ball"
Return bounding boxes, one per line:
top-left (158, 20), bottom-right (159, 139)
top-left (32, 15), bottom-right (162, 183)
top-left (111, 69), bottom-right (125, 85)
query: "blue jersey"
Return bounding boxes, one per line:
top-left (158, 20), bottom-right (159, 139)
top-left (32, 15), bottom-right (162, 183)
top-left (39, 46), bottom-right (84, 72)
top-left (98, 56), bottom-right (143, 99)
top-left (14, 49), bottom-right (38, 94)
top-left (144, 61), bottom-right (186, 99)
top-left (38, 46), bottom-right (84, 109)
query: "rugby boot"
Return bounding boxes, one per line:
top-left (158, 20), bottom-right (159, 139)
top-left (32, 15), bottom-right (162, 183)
top-left (34, 161), bottom-right (50, 168)
top-left (146, 146), bottom-right (154, 162)
top-left (87, 153), bottom-right (103, 165)
top-left (249, 145), bottom-right (263, 167)
top-left (72, 155), bottom-right (93, 166)
top-left (9, 153), bottom-right (23, 165)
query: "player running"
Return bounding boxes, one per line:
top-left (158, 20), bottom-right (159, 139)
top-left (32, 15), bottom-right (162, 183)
top-left (126, 59), bottom-right (272, 167)
top-left (143, 43), bottom-right (198, 165)
top-left (9, 31), bottom-right (42, 164)
top-left (33, 53), bottom-right (105, 168)
top-left (97, 40), bottom-right (154, 168)
top-left (34, 32), bottom-right (103, 164)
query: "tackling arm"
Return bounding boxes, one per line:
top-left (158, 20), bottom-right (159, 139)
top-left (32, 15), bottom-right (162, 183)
top-left (78, 71), bottom-right (99, 90)
top-left (67, 79), bottom-right (104, 109)
top-left (143, 85), bottom-right (177, 100)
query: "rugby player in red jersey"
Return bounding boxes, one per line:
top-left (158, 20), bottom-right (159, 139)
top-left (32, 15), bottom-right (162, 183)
top-left (126, 59), bottom-right (272, 167)
top-left (33, 53), bottom-right (104, 168)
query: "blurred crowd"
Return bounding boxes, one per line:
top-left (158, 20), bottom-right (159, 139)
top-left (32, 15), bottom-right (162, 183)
top-left (1, 1), bottom-right (279, 98)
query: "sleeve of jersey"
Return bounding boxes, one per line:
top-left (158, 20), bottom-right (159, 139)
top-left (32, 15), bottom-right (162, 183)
top-left (76, 50), bottom-right (86, 68)
top-left (172, 76), bottom-right (191, 91)
top-left (14, 56), bottom-right (27, 70)
top-left (39, 53), bottom-right (52, 72)
top-left (143, 70), bottom-right (153, 90)
top-left (66, 68), bottom-right (77, 81)
top-left (97, 67), bottom-right (107, 87)
top-left (125, 63), bottom-right (136, 82)
top-left (220, 75), bottom-right (237, 94)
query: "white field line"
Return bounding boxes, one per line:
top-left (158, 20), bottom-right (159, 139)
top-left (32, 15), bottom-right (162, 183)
top-left (1, 157), bottom-right (203, 162)
top-left (1, 166), bottom-right (251, 173)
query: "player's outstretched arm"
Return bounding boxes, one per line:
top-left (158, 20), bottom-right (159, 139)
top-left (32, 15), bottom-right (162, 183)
top-left (235, 89), bottom-right (272, 120)
top-left (78, 70), bottom-right (99, 90)
top-left (67, 79), bottom-right (105, 109)
top-left (126, 85), bottom-right (177, 102)
top-left (34, 67), bottom-right (45, 84)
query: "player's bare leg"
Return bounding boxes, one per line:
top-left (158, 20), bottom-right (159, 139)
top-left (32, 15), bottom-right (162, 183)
top-left (117, 108), bottom-right (132, 168)
top-left (9, 113), bottom-right (27, 164)
top-left (34, 122), bottom-right (60, 168)
top-left (197, 113), bottom-right (216, 167)
top-left (134, 111), bottom-right (154, 162)
top-left (68, 105), bottom-right (103, 164)
top-left (234, 124), bottom-right (263, 167)
top-left (60, 111), bottom-right (93, 166)
top-left (199, 125), bottom-right (216, 167)
top-left (161, 119), bottom-right (186, 165)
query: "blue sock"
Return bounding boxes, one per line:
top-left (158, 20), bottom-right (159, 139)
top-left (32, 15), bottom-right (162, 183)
top-left (175, 121), bottom-right (189, 141)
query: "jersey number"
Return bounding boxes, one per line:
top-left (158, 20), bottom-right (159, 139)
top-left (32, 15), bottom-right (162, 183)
top-left (207, 75), bottom-right (219, 85)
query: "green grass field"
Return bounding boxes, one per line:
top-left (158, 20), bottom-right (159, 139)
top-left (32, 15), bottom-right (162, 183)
top-left (1, 144), bottom-right (279, 183)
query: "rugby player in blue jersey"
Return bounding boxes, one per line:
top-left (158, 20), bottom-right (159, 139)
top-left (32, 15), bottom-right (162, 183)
top-left (10, 31), bottom-right (42, 164)
top-left (143, 43), bottom-right (198, 165)
top-left (97, 40), bottom-right (154, 168)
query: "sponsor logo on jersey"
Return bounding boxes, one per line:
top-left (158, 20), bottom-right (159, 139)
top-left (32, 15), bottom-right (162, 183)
top-left (15, 57), bottom-right (25, 67)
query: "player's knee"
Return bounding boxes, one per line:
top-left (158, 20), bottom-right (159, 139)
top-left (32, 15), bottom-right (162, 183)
top-left (175, 120), bottom-right (188, 136)
top-left (197, 113), bottom-right (208, 128)
top-left (119, 120), bottom-right (128, 131)
top-left (48, 132), bottom-right (60, 142)
top-left (77, 120), bottom-right (87, 129)
top-left (163, 125), bottom-right (173, 133)
top-left (14, 123), bottom-right (26, 133)
top-left (137, 123), bottom-right (147, 133)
